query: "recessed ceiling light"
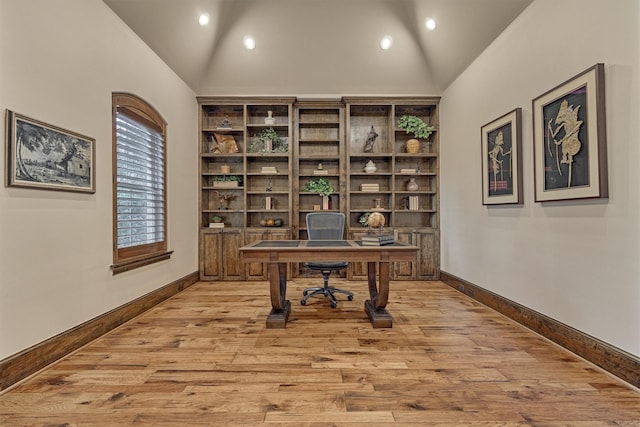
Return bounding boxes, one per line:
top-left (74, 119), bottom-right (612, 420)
top-left (380, 35), bottom-right (393, 50)
top-left (198, 13), bottom-right (210, 26)
top-left (243, 36), bottom-right (256, 50)
top-left (425, 18), bottom-right (437, 31)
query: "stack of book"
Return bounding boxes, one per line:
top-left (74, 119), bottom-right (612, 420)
top-left (361, 234), bottom-right (395, 246)
top-left (313, 169), bottom-right (329, 175)
top-left (400, 168), bottom-right (417, 174)
top-left (209, 222), bottom-right (225, 228)
top-left (261, 166), bottom-right (277, 174)
top-left (360, 183), bottom-right (379, 192)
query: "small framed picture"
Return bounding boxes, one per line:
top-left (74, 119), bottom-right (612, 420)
top-left (532, 63), bottom-right (608, 202)
top-left (481, 108), bottom-right (523, 205)
top-left (5, 110), bottom-right (95, 193)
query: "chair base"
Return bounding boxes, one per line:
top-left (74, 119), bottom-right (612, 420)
top-left (301, 284), bottom-right (353, 309)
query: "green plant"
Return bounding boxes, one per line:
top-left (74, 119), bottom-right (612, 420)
top-left (397, 115), bottom-right (435, 140)
top-left (257, 127), bottom-right (281, 144)
top-left (302, 177), bottom-right (335, 196)
top-left (212, 174), bottom-right (243, 184)
top-left (249, 127), bottom-right (288, 153)
top-left (211, 215), bottom-right (223, 222)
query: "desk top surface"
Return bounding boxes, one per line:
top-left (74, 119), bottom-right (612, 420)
top-left (241, 240), bottom-right (417, 250)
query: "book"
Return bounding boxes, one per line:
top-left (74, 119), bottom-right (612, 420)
top-left (209, 222), bottom-right (225, 228)
top-left (400, 168), bottom-right (417, 174)
top-left (362, 234), bottom-right (394, 242)
top-left (261, 166), bottom-right (278, 174)
top-left (361, 239), bottom-right (394, 246)
top-left (313, 169), bottom-right (329, 175)
top-left (360, 183), bottom-right (380, 192)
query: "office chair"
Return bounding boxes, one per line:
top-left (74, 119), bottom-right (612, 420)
top-left (300, 212), bottom-right (354, 309)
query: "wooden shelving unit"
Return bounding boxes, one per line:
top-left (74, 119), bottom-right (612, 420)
top-left (198, 97), bottom-right (295, 280)
top-left (198, 96), bottom-right (440, 281)
top-left (344, 97), bottom-right (440, 280)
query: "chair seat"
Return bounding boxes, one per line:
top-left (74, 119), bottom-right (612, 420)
top-left (303, 261), bottom-right (349, 270)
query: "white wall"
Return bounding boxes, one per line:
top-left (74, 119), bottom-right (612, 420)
top-left (440, 0), bottom-right (639, 356)
top-left (0, 0), bottom-right (198, 359)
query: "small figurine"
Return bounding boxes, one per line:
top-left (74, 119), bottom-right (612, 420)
top-left (363, 125), bottom-right (379, 152)
top-left (218, 115), bottom-right (232, 128)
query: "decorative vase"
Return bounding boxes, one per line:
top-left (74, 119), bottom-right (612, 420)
top-left (220, 165), bottom-right (231, 174)
top-left (264, 110), bottom-right (276, 125)
top-left (406, 139), bottom-right (420, 153)
top-left (364, 160), bottom-right (377, 173)
top-left (407, 178), bottom-right (419, 191)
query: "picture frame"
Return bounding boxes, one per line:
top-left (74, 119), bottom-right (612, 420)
top-left (481, 108), bottom-right (523, 205)
top-left (532, 63), bottom-right (607, 202)
top-left (5, 110), bottom-right (95, 193)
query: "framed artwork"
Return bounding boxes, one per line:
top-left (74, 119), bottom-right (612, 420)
top-left (5, 110), bottom-right (95, 193)
top-left (481, 108), bottom-right (523, 205)
top-left (532, 63), bottom-right (607, 202)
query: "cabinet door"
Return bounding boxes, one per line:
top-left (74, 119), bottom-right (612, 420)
top-left (415, 229), bottom-right (439, 280)
top-left (200, 229), bottom-right (222, 280)
top-left (393, 229), bottom-right (416, 280)
top-left (222, 229), bottom-right (244, 280)
top-left (244, 229), bottom-right (268, 280)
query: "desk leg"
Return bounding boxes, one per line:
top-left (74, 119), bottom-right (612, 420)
top-left (267, 262), bottom-right (290, 329)
top-left (364, 261), bottom-right (393, 328)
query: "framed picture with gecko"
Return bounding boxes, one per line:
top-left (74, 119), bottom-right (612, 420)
top-left (532, 63), bottom-right (608, 202)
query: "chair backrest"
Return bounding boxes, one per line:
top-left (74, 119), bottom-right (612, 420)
top-left (306, 212), bottom-right (345, 241)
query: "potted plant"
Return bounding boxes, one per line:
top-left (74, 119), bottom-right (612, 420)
top-left (397, 115), bottom-right (435, 153)
top-left (212, 174), bottom-right (243, 188)
top-left (303, 177), bottom-right (335, 210)
top-left (302, 177), bottom-right (335, 196)
top-left (256, 127), bottom-right (282, 152)
top-left (397, 115), bottom-right (435, 139)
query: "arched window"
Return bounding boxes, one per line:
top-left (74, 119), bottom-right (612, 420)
top-left (111, 93), bottom-right (171, 274)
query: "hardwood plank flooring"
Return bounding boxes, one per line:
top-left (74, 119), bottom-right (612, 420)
top-left (1, 280), bottom-right (639, 426)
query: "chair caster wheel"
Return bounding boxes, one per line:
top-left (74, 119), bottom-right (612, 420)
top-left (348, 295), bottom-right (354, 301)
top-left (300, 299), bottom-right (306, 306)
top-left (331, 302), bottom-right (337, 309)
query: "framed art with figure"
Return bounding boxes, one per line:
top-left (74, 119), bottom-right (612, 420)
top-left (481, 108), bottom-right (523, 205)
top-left (5, 110), bottom-right (95, 193)
top-left (532, 63), bottom-right (607, 202)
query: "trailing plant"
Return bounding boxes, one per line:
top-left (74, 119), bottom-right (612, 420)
top-left (302, 177), bottom-right (335, 197)
top-left (397, 115), bottom-right (435, 140)
top-left (249, 127), bottom-right (288, 153)
top-left (212, 174), bottom-right (243, 184)
top-left (257, 127), bottom-right (281, 143)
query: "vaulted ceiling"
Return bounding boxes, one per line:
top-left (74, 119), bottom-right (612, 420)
top-left (103, 0), bottom-right (532, 96)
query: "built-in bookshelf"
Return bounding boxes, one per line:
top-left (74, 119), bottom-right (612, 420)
top-left (344, 97), bottom-right (440, 280)
top-left (198, 97), bottom-right (295, 280)
top-left (198, 96), bottom-right (440, 281)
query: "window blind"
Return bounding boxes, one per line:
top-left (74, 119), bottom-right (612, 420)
top-left (115, 113), bottom-right (165, 249)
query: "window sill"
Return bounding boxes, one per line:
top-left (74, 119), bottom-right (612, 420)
top-left (111, 250), bottom-right (174, 275)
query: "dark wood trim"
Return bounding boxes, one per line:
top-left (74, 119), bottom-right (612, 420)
top-left (0, 271), bottom-right (199, 391)
top-left (440, 271), bottom-right (640, 389)
top-left (111, 250), bottom-right (174, 275)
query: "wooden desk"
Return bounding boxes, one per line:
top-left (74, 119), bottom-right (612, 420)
top-left (239, 240), bottom-right (419, 328)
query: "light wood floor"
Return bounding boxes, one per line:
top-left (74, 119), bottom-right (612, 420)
top-left (1, 279), bottom-right (639, 426)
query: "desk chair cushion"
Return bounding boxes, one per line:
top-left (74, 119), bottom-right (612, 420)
top-left (303, 261), bottom-right (348, 270)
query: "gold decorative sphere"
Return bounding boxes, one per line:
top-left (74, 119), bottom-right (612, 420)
top-left (367, 212), bottom-right (386, 228)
